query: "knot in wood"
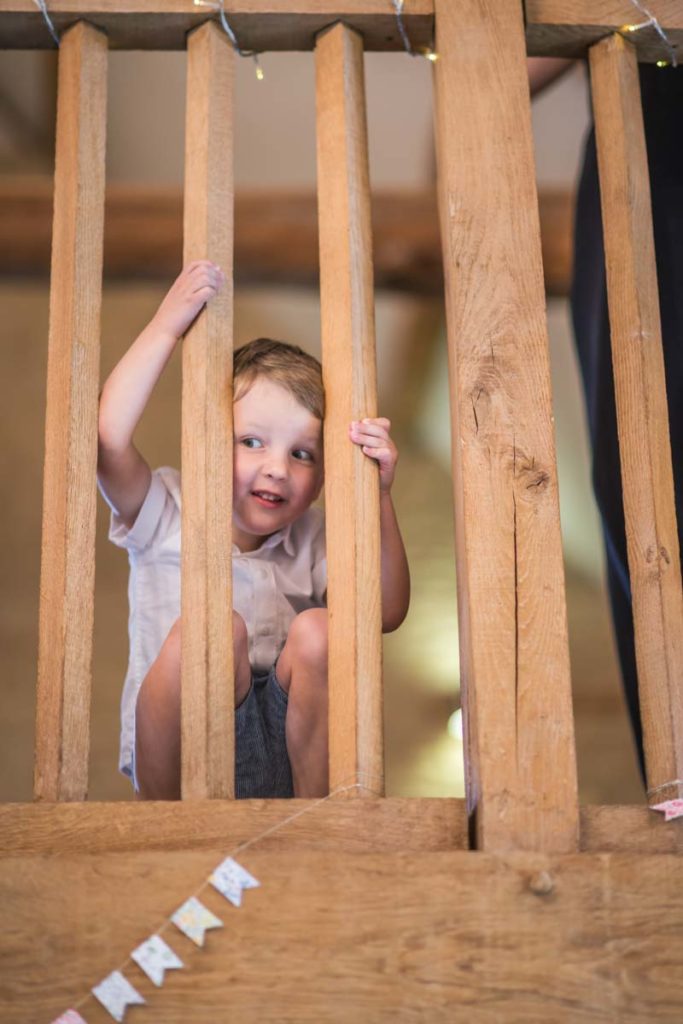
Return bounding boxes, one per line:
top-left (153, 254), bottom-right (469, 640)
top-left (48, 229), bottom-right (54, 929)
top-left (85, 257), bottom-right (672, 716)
top-left (528, 870), bottom-right (554, 897)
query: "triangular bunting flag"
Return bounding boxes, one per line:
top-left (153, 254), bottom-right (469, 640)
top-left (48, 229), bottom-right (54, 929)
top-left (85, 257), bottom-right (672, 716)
top-left (92, 971), bottom-right (145, 1022)
top-left (131, 934), bottom-right (184, 987)
top-left (652, 799), bottom-right (683, 822)
top-left (171, 896), bottom-right (223, 946)
top-left (50, 1012), bottom-right (88, 1024)
top-left (210, 856), bottom-right (260, 907)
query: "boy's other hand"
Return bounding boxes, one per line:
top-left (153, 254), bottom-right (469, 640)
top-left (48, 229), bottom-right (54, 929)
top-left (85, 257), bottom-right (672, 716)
top-left (150, 260), bottom-right (225, 341)
top-left (349, 417), bottom-right (398, 493)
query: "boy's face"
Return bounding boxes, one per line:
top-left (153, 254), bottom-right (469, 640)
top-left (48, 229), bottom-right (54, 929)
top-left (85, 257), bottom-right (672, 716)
top-left (232, 376), bottom-right (324, 552)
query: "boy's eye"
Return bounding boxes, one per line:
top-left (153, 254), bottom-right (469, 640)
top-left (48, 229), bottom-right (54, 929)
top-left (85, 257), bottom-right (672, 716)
top-left (241, 437), bottom-right (263, 449)
top-left (292, 449), bottom-right (314, 463)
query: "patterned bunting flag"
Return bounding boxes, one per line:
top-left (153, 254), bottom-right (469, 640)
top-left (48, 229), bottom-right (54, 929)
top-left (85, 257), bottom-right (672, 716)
top-left (50, 1012), bottom-right (88, 1024)
top-left (92, 971), bottom-right (145, 1022)
top-left (653, 799), bottom-right (683, 821)
top-left (171, 896), bottom-right (223, 947)
top-left (131, 934), bottom-right (184, 987)
top-left (210, 856), bottom-right (260, 908)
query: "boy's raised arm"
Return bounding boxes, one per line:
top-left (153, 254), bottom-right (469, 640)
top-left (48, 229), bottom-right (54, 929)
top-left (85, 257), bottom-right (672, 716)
top-left (98, 261), bottom-right (224, 527)
top-left (349, 417), bottom-right (410, 632)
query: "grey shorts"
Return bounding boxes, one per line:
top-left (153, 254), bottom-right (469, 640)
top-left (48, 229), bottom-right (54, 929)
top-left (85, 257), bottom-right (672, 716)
top-left (236, 666), bottom-right (293, 798)
top-left (131, 665), bottom-right (293, 798)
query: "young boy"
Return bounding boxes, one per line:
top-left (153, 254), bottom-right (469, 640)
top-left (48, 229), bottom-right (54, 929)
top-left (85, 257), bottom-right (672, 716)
top-left (97, 260), bottom-right (410, 801)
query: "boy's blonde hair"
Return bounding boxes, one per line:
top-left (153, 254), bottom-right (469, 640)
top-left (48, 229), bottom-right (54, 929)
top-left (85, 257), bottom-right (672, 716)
top-left (233, 338), bottom-right (325, 421)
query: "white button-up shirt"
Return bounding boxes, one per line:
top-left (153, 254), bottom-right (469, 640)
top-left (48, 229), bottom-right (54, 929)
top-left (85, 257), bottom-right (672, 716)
top-left (108, 467), bottom-right (327, 780)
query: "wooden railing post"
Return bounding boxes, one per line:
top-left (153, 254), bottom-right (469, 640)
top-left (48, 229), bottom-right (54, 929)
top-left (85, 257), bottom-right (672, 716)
top-left (589, 33), bottom-right (683, 806)
top-left (181, 21), bottom-right (235, 800)
top-left (315, 22), bottom-right (384, 796)
top-left (34, 21), bottom-right (108, 802)
top-left (433, 0), bottom-right (579, 851)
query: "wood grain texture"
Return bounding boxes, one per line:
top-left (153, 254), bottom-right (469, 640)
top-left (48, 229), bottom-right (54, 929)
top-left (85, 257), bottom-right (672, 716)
top-left (433, 0), bottom-right (578, 853)
top-left (2, 847), bottom-right (683, 1022)
top-left (33, 22), bottom-right (107, 802)
top-left (0, 0), bottom-right (435, 51)
top-left (316, 23), bottom-right (383, 796)
top-left (181, 22), bottom-right (235, 799)
top-left (526, 0), bottom-right (683, 61)
top-left (590, 33), bottom-right (683, 807)
top-left (0, 798), bottom-right (468, 854)
top-left (0, 179), bottom-right (575, 297)
top-left (1, 800), bottom-right (681, 855)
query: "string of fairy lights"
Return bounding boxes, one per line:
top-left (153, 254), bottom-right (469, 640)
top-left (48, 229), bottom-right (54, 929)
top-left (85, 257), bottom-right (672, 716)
top-left (618, 0), bottom-right (678, 66)
top-left (30, 0), bottom-right (680, 72)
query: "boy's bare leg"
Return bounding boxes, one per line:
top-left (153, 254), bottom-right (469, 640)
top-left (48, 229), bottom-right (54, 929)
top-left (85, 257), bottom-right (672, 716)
top-left (275, 609), bottom-right (328, 798)
top-left (135, 612), bottom-right (250, 799)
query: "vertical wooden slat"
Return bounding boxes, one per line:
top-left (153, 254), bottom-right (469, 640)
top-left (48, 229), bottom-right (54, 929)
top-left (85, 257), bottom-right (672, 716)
top-left (433, 0), bottom-right (578, 852)
top-left (181, 21), bottom-right (235, 800)
top-left (34, 22), bottom-right (108, 802)
top-left (590, 33), bottom-right (683, 806)
top-left (315, 22), bottom-right (383, 796)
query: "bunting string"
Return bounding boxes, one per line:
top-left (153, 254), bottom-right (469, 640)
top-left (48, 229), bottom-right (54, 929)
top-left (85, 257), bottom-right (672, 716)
top-left (51, 772), bottom-right (384, 1022)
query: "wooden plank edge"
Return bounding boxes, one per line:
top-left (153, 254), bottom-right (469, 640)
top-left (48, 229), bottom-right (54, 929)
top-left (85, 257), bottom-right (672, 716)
top-left (0, 801), bottom-right (681, 855)
top-left (0, 797), bottom-right (469, 854)
top-left (525, 0), bottom-right (683, 61)
top-left (0, 3), bottom-right (435, 51)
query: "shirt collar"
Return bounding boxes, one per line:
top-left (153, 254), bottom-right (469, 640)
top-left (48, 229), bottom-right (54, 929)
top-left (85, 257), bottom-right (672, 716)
top-left (232, 521), bottom-right (295, 558)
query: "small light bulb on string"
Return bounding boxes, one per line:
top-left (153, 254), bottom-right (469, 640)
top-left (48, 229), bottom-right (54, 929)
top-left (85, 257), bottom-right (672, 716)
top-left (619, 0), bottom-right (678, 68)
top-left (392, 0), bottom-right (438, 63)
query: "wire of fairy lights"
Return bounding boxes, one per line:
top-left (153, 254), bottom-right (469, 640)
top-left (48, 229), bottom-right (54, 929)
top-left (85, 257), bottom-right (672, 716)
top-left (620, 0), bottom-right (678, 67)
top-left (193, 0), bottom-right (264, 78)
top-left (392, 0), bottom-right (438, 62)
top-left (32, 0), bottom-right (60, 46)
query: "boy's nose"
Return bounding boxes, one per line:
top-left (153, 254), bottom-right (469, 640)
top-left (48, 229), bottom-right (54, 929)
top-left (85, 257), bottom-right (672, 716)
top-left (263, 457), bottom-right (287, 480)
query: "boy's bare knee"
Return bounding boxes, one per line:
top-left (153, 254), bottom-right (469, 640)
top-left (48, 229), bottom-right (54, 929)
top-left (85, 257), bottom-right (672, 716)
top-left (287, 609), bottom-right (328, 670)
top-left (233, 610), bottom-right (248, 653)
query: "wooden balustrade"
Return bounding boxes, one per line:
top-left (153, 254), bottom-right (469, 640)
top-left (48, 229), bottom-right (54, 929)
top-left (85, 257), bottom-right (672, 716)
top-left (315, 22), bottom-right (384, 796)
top-left (589, 32), bottom-right (683, 807)
top-left (180, 20), bottom-right (236, 799)
top-left (34, 21), bottom-right (108, 802)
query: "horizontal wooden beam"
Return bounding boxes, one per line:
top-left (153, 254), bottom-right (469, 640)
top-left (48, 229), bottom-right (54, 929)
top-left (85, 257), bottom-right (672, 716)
top-left (526, 0), bottom-right (683, 62)
top-left (2, 843), bottom-right (683, 1021)
top-left (0, 178), bottom-right (574, 295)
top-left (1, 801), bottom-right (680, 856)
top-left (0, 798), bottom-right (468, 854)
top-left (0, 0), bottom-right (434, 50)
top-left (1, 1), bottom-right (680, 58)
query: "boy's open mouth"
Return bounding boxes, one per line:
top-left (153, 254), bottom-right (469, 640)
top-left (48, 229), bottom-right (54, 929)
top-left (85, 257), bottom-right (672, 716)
top-left (252, 490), bottom-right (285, 506)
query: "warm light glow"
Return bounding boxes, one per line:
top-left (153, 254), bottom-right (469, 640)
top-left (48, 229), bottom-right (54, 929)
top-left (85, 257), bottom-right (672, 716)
top-left (256, 66), bottom-right (265, 80)
top-left (448, 708), bottom-right (463, 742)
top-left (656, 59), bottom-right (670, 67)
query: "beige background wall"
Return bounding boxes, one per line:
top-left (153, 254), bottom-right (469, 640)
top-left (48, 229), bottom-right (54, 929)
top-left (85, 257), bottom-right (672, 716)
top-left (0, 46), bottom-right (643, 802)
